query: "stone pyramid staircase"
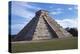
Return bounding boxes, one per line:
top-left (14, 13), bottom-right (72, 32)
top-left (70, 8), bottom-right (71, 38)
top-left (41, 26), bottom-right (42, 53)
top-left (14, 10), bottom-right (72, 41)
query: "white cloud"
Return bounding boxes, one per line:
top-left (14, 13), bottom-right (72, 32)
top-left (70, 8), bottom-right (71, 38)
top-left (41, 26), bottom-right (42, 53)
top-left (55, 18), bottom-right (77, 28)
top-left (12, 1), bottom-right (42, 10)
top-left (25, 4), bottom-right (43, 11)
top-left (12, 2), bottom-right (35, 19)
top-left (37, 7), bottom-right (43, 10)
top-left (68, 7), bottom-right (73, 10)
top-left (11, 1), bottom-right (44, 19)
top-left (50, 11), bottom-right (62, 15)
top-left (49, 6), bottom-right (53, 9)
top-left (50, 8), bottom-right (63, 15)
top-left (68, 6), bottom-right (78, 11)
top-left (56, 8), bottom-right (63, 11)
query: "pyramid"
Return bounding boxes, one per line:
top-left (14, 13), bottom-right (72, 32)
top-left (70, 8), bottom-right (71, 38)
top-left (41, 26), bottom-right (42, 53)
top-left (14, 10), bottom-right (72, 41)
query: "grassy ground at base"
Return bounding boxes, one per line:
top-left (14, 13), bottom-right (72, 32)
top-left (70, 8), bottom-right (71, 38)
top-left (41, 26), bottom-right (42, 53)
top-left (11, 37), bottom-right (78, 53)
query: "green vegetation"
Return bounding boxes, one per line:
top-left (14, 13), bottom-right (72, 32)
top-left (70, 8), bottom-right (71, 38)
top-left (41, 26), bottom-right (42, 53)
top-left (11, 37), bottom-right (78, 53)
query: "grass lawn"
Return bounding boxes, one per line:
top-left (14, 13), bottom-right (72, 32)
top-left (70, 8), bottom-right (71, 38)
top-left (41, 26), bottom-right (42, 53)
top-left (11, 37), bottom-right (78, 53)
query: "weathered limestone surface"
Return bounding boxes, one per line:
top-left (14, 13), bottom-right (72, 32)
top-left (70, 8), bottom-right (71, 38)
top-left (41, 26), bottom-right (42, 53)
top-left (43, 16), bottom-right (72, 38)
top-left (32, 16), bottom-right (52, 40)
top-left (14, 10), bottom-right (72, 41)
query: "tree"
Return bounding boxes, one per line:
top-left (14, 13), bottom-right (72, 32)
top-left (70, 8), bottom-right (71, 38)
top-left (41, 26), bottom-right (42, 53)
top-left (65, 27), bottom-right (78, 37)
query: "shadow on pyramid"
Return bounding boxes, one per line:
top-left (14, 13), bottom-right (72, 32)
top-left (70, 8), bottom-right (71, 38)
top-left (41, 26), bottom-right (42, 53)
top-left (13, 10), bottom-right (72, 41)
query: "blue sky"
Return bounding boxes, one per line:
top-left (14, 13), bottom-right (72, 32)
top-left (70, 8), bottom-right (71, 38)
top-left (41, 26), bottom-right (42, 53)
top-left (10, 1), bottom-right (78, 35)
